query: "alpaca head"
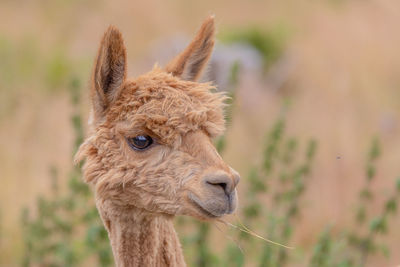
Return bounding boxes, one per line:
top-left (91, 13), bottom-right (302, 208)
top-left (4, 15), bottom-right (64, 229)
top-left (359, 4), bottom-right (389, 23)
top-left (76, 16), bottom-right (240, 220)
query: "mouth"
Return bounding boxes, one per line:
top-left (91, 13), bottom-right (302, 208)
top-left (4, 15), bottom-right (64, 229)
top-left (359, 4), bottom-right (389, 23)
top-left (190, 198), bottom-right (218, 218)
top-left (188, 192), bottom-right (226, 218)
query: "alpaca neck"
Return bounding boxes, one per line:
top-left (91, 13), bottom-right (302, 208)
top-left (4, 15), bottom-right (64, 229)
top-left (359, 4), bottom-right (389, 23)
top-left (99, 203), bottom-right (186, 267)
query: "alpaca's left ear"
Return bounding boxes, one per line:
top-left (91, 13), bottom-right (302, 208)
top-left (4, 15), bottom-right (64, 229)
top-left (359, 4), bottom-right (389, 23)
top-left (165, 16), bottom-right (215, 81)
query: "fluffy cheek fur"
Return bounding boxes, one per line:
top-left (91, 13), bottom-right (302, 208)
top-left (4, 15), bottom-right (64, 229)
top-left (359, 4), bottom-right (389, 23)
top-left (79, 130), bottom-right (204, 216)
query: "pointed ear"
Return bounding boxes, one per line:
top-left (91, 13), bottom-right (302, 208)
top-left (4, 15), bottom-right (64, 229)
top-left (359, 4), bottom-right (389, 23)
top-left (165, 16), bottom-right (215, 81)
top-left (91, 26), bottom-right (127, 121)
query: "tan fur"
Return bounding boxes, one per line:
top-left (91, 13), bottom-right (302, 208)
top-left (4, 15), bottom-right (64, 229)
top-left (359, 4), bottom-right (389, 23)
top-left (76, 16), bottom-right (240, 267)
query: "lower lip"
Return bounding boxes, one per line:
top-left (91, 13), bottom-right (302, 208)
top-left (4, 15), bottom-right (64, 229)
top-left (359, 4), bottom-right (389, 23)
top-left (188, 194), bottom-right (220, 218)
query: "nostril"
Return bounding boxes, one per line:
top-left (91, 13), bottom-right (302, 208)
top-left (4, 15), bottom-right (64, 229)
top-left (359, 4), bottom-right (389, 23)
top-left (204, 174), bottom-right (233, 196)
top-left (206, 181), bottom-right (227, 192)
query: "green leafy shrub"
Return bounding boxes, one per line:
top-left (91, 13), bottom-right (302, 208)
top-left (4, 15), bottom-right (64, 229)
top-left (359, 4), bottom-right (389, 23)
top-left (21, 78), bottom-right (112, 267)
top-left (223, 113), bottom-right (317, 267)
top-left (309, 138), bottom-right (400, 267)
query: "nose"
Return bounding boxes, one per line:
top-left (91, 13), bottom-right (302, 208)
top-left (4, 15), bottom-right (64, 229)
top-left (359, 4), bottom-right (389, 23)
top-left (203, 171), bottom-right (240, 196)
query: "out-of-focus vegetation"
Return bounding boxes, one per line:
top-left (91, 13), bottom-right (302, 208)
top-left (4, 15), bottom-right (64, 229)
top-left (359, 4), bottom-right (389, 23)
top-left (2, 0), bottom-right (400, 266)
top-left (220, 25), bottom-right (289, 70)
top-left (21, 79), bottom-right (112, 266)
top-left (309, 139), bottom-right (400, 267)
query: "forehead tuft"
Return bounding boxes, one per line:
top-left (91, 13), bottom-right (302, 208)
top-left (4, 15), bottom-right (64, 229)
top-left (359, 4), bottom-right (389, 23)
top-left (108, 67), bottom-right (227, 143)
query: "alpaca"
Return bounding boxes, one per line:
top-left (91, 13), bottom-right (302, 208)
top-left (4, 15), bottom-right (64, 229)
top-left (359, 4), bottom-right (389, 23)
top-left (75, 16), bottom-right (240, 267)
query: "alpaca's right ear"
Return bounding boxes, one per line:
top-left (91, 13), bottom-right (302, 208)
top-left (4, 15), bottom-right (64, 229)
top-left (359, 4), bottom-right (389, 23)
top-left (91, 26), bottom-right (127, 121)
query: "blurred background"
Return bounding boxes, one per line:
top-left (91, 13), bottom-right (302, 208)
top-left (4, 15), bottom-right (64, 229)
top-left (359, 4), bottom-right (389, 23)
top-left (1, 0), bottom-right (400, 266)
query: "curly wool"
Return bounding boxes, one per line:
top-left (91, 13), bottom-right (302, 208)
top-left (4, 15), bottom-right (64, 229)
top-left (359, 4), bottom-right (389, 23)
top-left (77, 66), bottom-right (227, 190)
top-left (110, 67), bottom-right (227, 143)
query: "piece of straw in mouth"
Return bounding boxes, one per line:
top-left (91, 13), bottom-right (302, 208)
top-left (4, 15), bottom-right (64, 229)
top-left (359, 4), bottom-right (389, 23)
top-left (213, 222), bottom-right (244, 254)
top-left (217, 218), bottom-right (294, 250)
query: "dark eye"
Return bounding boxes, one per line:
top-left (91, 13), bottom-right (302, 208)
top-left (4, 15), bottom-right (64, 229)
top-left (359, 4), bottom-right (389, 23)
top-left (127, 135), bottom-right (153, 151)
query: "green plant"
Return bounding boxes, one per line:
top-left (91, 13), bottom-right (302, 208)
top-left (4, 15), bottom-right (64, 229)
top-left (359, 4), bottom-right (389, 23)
top-left (223, 111), bottom-right (317, 267)
top-left (309, 138), bottom-right (400, 267)
top-left (348, 138), bottom-right (400, 266)
top-left (21, 78), bottom-right (112, 267)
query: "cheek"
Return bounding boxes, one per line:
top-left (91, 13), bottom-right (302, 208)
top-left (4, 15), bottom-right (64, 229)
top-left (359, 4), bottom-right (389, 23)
top-left (130, 150), bottom-right (186, 193)
top-left (103, 142), bottom-right (200, 200)
top-left (144, 151), bottom-right (202, 195)
top-left (168, 152), bottom-right (203, 188)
